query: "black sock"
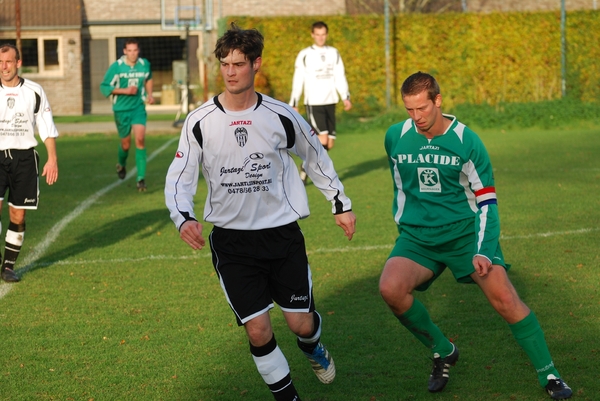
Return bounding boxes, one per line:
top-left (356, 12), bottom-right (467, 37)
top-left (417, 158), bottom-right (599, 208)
top-left (267, 374), bottom-right (302, 401)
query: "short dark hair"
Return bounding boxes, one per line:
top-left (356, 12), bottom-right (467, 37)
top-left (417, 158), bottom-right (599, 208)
top-left (214, 22), bottom-right (264, 64)
top-left (311, 21), bottom-right (328, 33)
top-left (401, 71), bottom-right (440, 102)
top-left (0, 43), bottom-right (20, 61)
top-left (123, 38), bottom-right (139, 48)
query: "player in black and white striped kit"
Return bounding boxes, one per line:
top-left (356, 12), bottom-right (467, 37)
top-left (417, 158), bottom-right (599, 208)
top-left (165, 24), bottom-right (356, 401)
top-left (0, 43), bottom-right (59, 283)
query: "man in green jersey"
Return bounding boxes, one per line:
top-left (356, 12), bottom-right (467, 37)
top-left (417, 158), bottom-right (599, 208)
top-left (100, 38), bottom-right (154, 192)
top-left (379, 72), bottom-right (572, 400)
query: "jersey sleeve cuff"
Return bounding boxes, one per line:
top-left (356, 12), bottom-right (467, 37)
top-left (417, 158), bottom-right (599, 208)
top-left (473, 253), bottom-right (492, 264)
top-left (333, 208), bottom-right (352, 216)
top-left (177, 217), bottom-right (198, 232)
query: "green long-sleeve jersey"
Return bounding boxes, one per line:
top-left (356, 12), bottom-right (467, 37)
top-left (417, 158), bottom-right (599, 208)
top-left (384, 114), bottom-right (500, 260)
top-left (100, 56), bottom-right (152, 111)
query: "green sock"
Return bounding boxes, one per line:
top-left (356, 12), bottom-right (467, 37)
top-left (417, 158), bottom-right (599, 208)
top-left (118, 145), bottom-right (129, 167)
top-left (509, 311), bottom-right (560, 386)
top-left (396, 298), bottom-right (453, 357)
top-left (136, 148), bottom-right (147, 181)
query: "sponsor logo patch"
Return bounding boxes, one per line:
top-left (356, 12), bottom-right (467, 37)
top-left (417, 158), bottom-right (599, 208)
top-left (418, 167), bottom-right (441, 193)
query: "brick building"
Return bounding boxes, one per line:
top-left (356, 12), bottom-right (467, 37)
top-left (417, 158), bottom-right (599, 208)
top-left (0, 0), bottom-right (83, 115)
top-left (81, 0), bottom-right (347, 114)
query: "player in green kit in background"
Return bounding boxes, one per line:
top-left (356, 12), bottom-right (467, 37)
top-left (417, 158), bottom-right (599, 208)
top-left (379, 72), bottom-right (572, 400)
top-left (100, 38), bottom-right (154, 192)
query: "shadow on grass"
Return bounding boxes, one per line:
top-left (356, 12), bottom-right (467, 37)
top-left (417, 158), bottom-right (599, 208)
top-left (303, 155), bottom-right (388, 187)
top-left (338, 155), bottom-right (389, 182)
top-left (22, 208), bottom-right (172, 277)
top-left (182, 264), bottom-right (589, 400)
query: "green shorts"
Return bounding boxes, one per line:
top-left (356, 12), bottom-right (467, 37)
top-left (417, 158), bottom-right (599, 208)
top-left (388, 218), bottom-right (509, 291)
top-left (114, 104), bottom-right (147, 138)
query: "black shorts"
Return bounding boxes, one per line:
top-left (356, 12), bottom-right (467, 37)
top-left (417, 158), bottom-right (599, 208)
top-left (305, 104), bottom-right (337, 138)
top-left (0, 148), bottom-right (40, 209)
top-left (209, 222), bottom-right (315, 326)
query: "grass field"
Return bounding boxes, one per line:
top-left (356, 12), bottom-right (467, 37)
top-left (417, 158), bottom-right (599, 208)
top-left (0, 118), bottom-right (598, 401)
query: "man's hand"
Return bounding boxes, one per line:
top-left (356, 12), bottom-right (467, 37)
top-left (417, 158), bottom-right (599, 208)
top-left (42, 160), bottom-right (58, 185)
top-left (473, 255), bottom-right (492, 277)
top-left (112, 86), bottom-right (138, 96)
top-left (335, 211), bottom-right (356, 241)
top-left (179, 220), bottom-right (205, 250)
top-left (125, 86), bottom-right (138, 95)
top-left (42, 137), bottom-right (58, 185)
top-left (343, 99), bottom-right (352, 111)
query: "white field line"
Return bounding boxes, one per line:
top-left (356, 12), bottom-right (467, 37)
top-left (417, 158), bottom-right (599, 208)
top-left (0, 137), bottom-right (178, 299)
top-left (500, 227), bottom-right (600, 240)
top-left (8, 226), bottom-right (599, 271)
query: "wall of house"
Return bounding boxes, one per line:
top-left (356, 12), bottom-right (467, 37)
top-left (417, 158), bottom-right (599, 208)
top-left (218, 0), bottom-right (346, 17)
top-left (0, 29), bottom-right (83, 116)
top-left (82, 0), bottom-right (346, 24)
top-left (82, 0), bottom-right (160, 22)
top-left (38, 30), bottom-right (84, 116)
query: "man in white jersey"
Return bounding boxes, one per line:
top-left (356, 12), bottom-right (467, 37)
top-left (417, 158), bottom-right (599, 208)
top-left (165, 23), bottom-right (356, 401)
top-left (289, 21), bottom-right (351, 183)
top-left (380, 72), bottom-right (571, 399)
top-left (0, 44), bottom-right (59, 283)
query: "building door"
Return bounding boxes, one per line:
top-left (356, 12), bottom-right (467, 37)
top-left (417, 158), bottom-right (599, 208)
top-left (83, 38), bottom-right (112, 114)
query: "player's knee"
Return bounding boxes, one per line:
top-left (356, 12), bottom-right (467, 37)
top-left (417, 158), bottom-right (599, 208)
top-left (379, 277), bottom-right (403, 304)
top-left (245, 319), bottom-right (274, 346)
top-left (380, 268), bottom-right (417, 307)
top-left (120, 141), bottom-right (131, 151)
top-left (247, 329), bottom-right (273, 347)
top-left (285, 313), bottom-right (314, 337)
top-left (490, 290), bottom-right (522, 315)
top-left (292, 323), bottom-right (313, 338)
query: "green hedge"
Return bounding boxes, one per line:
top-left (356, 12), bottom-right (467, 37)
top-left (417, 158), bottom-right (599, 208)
top-left (219, 11), bottom-right (600, 115)
top-left (336, 99), bottom-right (600, 135)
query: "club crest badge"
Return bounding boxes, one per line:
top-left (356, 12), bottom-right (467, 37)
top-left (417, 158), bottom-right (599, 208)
top-left (235, 127), bottom-right (248, 147)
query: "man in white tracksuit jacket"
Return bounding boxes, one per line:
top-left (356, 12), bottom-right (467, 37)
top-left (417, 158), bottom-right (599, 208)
top-left (289, 21), bottom-right (352, 154)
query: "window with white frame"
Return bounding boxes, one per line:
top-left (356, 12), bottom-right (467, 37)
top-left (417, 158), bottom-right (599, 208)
top-left (15, 37), bottom-right (62, 76)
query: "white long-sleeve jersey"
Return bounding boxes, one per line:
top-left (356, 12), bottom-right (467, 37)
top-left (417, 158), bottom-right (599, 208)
top-left (289, 45), bottom-right (350, 108)
top-left (0, 78), bottom-right (59, 150)
top-left (165, 93), bottom-right (352, 231)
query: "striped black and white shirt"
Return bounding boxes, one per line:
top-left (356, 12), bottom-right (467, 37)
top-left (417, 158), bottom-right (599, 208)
top-left (165, 93), bottom-right (352, 231)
